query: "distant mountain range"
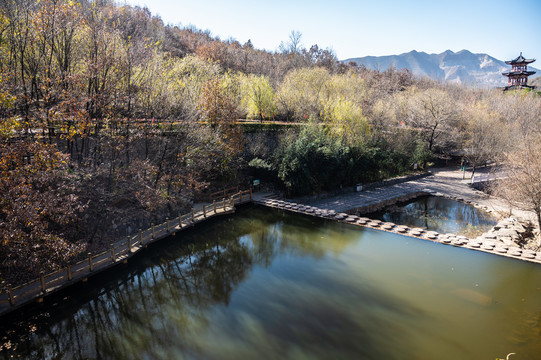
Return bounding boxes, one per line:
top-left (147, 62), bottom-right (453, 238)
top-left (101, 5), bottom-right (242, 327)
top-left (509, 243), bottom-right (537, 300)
top-left (343, 50), bottom-right (539, 87)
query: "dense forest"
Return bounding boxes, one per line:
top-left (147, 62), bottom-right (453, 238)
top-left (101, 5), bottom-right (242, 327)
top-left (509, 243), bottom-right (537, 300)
top-left (0, 0), bottom-right (540, 286)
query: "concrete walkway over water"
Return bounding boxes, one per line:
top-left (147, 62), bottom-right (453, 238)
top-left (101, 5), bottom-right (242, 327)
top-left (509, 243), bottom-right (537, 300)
top-left (297, 167), bottom-right (536, 226)
top-left (254, 167), bottom-right (541, 263)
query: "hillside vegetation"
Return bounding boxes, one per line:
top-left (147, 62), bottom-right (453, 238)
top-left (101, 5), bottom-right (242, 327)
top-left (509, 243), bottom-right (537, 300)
top-left (530, 76), bottom-right (541, 88)
top-left (0, 0), bottom-right (540, 285)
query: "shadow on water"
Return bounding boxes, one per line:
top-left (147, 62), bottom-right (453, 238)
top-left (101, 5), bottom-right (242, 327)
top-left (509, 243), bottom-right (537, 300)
top-left (1, 206), bottom-right (427, 360)
top-left (369, 196), bottom-right (497, 236)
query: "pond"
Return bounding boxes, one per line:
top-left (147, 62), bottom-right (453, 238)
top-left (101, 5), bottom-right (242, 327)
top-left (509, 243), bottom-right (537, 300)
top-left (368, 195), bottom-right (497, 237)
top-left (1, 205), bottom-right (540, 360)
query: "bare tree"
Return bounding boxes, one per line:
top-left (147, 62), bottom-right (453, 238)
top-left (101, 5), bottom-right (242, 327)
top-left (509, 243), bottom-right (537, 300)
top-left (406, 88), bottom-right (461, 152)
top-left (495, 137), bottom-right (541, 232)
top-left (280, 30), bottom-right (302, 54)
top-left (462, 103), bottom-right (508, 177)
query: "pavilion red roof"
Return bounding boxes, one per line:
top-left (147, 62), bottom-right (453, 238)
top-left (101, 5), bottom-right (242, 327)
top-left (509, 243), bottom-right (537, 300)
top-left (505, 52), bottom-right (535, 65)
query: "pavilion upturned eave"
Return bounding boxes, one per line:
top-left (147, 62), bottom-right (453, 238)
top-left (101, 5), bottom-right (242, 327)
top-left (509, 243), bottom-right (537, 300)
top-left (502, 70), bottom-right (537, 76)
top-left (505, 54), bottom-right (535, 65)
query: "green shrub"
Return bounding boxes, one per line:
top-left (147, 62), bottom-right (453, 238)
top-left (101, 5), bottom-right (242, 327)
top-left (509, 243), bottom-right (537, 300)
top-left (264, 122), bottom-right (429, 196)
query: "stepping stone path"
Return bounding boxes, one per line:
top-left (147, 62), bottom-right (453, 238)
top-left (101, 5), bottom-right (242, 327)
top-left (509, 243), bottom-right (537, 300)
top-left (410, 228), bottom-right (424, 237)
top-left (335, 213), bottom-right (348, 220)
top-left (451, 239), bottom-right (462, 246)
top-left (468, 241), bottom-right (482, 248)
top-left (381, 223), bottom-right (395, 230)
top-left (508, 251), bottom-right (522, 257)
top-left (257, 196), bottom-right (541, 265)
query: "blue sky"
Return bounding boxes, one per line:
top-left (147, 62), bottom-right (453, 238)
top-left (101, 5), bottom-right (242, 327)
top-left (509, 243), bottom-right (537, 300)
top-left (120, 0), bottom-right (540, 61)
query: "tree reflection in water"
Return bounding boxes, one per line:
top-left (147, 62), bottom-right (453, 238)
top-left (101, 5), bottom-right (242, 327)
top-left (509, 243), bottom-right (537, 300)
top-left (371, 196), bottom-right (497, 236)
top-left (3, 205), bottom-right (540, 360)
top-left (0, 207), bottom-right (366, 359)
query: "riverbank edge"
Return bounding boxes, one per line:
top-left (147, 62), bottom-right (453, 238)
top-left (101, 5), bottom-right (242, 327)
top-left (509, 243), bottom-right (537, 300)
top-left (2, 185), bottom-right (539, 321)
top-left (0, 191), bottom-right (252, 319)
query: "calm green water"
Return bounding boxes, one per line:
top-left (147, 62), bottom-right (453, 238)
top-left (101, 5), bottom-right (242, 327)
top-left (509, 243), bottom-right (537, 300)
top-left (1, 206), bottom-right (540, 360)
top-left (370, 196), bottom-right (497, 237)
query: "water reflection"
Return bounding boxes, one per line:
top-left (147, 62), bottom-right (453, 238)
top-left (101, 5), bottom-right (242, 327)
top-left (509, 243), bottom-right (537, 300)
top-left (370, 196), bottom-right (497, 236)
top-left (0, 209), bottom-right (368, 359)
top-left (1, 206), bottom-right (540, 360)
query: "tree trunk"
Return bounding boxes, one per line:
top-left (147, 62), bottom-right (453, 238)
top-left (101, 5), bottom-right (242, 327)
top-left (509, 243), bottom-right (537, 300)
top-left (154, 141), bottom-right (169, 188)
top-left (536, 208), bottom-right (541, 235)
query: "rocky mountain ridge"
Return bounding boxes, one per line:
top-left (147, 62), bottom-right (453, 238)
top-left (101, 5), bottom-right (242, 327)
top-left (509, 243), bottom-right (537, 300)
top-left (343, 49), bottom-right (539, 87)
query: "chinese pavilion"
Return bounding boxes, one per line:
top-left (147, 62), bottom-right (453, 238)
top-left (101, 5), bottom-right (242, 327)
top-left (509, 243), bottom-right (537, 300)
top-left (502, 52), bottom-right (536, 90)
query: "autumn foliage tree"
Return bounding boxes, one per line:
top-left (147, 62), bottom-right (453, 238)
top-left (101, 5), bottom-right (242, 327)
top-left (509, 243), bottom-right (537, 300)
top-left (1, 0), bottom-right (541, 285)
top-left (0, 0), bottom-right (242, 285)
top-left (198, 76), bottom-right (244, 179)
top-left (0, 137), bottom-right (85, 282)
